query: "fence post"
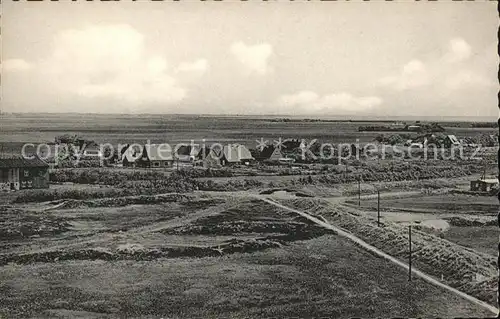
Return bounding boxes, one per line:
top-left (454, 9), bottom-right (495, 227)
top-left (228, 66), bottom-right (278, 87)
top-left (408, 225), bottom-right (412, 281)
top-left (377, 189), bottom-right (380, 227)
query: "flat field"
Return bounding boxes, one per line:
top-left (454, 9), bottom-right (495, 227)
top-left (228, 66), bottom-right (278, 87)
top-left (349, 193), bottom-right (499, 257)
top-left (0, 195), bottom-right (494, 318)
top-left (0, 113), bottom-right (496, 147)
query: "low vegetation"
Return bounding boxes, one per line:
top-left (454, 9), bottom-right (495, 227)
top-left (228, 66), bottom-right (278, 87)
top-left (279, 198), bottom-right (498, 305)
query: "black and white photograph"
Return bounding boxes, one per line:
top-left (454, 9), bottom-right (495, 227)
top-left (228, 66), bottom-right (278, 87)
top-left (0, 1), bottom-right (498, 318)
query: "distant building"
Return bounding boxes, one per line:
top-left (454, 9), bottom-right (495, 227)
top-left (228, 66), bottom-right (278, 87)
top-left (221, 144), bottom-right (254, 166)
top-left (121, 144), bottom-right (143, 167)
top-left (258, 145), bottom-right (284, 162)
top-left (195, 146), bottom-right (222, 168)
top-left (139, 144), bottom-right (174, 168)
top-left (175, 144), bottom-right (200, 163)
top-left (470, 178), bottom-right (499, 192)
top-left (0, 157), bottom-right (49, 191)
top-left (28, 143), bottom-right (58, 168)
top-left (407, 125), bottom-right (421, 132)
top-left (444, 135), bottom-right (460, 148)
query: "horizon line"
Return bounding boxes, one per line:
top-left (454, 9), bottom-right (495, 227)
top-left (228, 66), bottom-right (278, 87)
top-left (0, 111), bottom-right (496, 121)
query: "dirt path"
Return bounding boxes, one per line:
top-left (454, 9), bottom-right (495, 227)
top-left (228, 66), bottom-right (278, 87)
top-left (257, 196), bottom-right (499, 316)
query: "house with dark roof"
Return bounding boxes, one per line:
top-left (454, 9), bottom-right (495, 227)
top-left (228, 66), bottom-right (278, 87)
top-left (194, 146), bottom-right (222, 168)
top-left (25, 143), bottom-right (58, 168)
top-left (120, 144), bottom-right (143, 167)
top-left (221, 144), bottom-right (254, 166)
top-left (0, 157), bottom-right (49, 191)
top-left (138, 144), bottom-right (174, 168)
top-left (258, 145), bottom-right (285, 162)
top-left (174, 144), bottom-right (200, 163)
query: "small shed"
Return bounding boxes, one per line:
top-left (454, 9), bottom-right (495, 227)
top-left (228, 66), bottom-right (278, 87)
top-left (0, 157), bottom-right (49, 191)
top-left (470, 178), bottom-right (499, 192)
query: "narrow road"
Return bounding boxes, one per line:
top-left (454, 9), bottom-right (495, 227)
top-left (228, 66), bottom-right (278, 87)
top-left (257, 196), bottom-right (499, 316)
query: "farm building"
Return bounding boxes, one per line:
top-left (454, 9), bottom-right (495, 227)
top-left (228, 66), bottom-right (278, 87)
top-left (195, 146), bottom-right (222, 168)
top-left (258, 145), bottom-right (284, 161)
top-left (175, 144), bottom-right (200, 163)
top-left (24, 143), bottom-right (58, 168)
top-left (409, 133), bottom-right (460, 148)
top-left (470, 178), bottom-right (499, 193)
top-left (221, 144), bottom-right (254, 166)
top-left (139, 144), bottom-right (174, 168)
top-left (0, 157), bottom-right (49, 191)
top-left (444, 135), bottom-right (460, 148)
top-left (120, 144), bottom-right (143, 167)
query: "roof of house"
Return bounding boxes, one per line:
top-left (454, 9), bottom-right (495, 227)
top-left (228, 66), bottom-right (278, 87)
top-left (175, 144), bottom-right (200, 158)
top-left (121, 145), bottom-right (142, 163)
top-left (197, 146), bottom-right (223, 160)
top-left (0, 156), bottom-right (49, 168)
top-left (259, 145), bottom-right (282, 159)
top-left (223, 144), bottom-right (253, 162)
top-left (447, 135), bottom-right (460, 145)
top-left (478, 178), bottom-right (499, 184)
top-left (143, 144), bottom-right (173, 161)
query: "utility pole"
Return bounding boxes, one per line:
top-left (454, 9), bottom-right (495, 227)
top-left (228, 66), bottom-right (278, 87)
top-left (358, 178), bottom-right (361, 207)
top-left (377, 189), bottom-right (380, 227)
top-left (408, 225), bottom-right (412, 281)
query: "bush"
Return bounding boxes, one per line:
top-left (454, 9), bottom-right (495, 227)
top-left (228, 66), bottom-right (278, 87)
top-left (50, 168), bottom-right (170, 185)
top-left (13, 188), bottom-right (137, 203)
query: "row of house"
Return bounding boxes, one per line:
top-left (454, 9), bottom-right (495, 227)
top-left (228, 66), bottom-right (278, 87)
top-left (405, 134), bottom-right (461, 148)
top-left (405, 133), bottom-right (499, 149)
top-left (120, 143), bottom-right (257, 168)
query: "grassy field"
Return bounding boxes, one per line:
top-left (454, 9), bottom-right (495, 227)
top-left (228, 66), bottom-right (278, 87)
top-left (0, 113), bottom-right (496, 147)
top-left (0, 196), bottom-right (493, 318)
top-left (344, 191), bottom-right (498, 255)
top-left (279, 197), bottom-right (498, 306)
top-left (354, 193), bottom-right (498, 216)
top-left (443, 226), bottom-right (498, 256)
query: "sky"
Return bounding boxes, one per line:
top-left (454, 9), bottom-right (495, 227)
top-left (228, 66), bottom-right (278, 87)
top-left (1, 1), bottom-right (498, 118)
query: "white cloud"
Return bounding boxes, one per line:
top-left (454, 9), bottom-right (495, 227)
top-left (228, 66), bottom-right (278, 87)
top-left (444, 38), bottom-right (472, 63)
top-left (2, 59), bottom-right (32, 72)
top-left (176, 59), bottom-right (208, 73)
top-left (445, 70), bottom-right (494, 90)
top-left (278, 91), bottom-right (319, 107)
top-left (40, 24), bottom-right (189, 105)
top-left (230, 41), bottom-right (272, 75)
top-left (277, 91), bottom-right (382, 114)
top-left (379, 59), bottom-right (429, 90)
